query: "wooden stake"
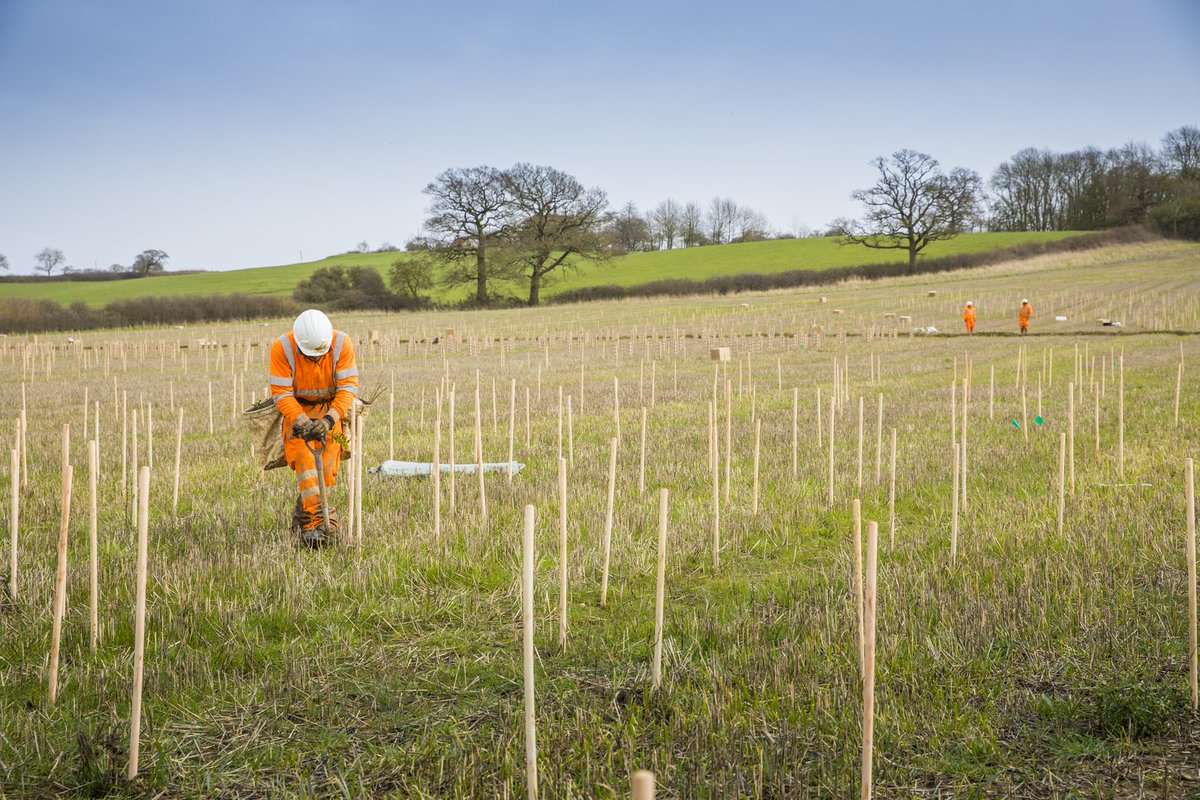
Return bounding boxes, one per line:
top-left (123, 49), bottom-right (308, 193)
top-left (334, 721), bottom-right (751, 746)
top-left (449, 386), bottom-right (456, 513)
top-left (1186, 457), bottom-right (1197, 713)
top-left (507, 379), bottom-right (516, 481)
top-left (567, 394), bottom-right (574, 469)
top-left (633, 770), bottom-right (656, 800)
top-left (816, 386), bottom-right (823, 449)
top-left (874, 394), bottom-right (883, 485)
top-left (752, 417), bottom-right (761, 516)
top-left (961, 379), bottom-right (968, 509)
top-left (558, 457), bottom-right (568, 651)
top-left (88, 439), bottom-right (99, 651)
top-left (434, 388), bottom-right (442, 544)
top-left (888, 428), bottom-right (897, 549)
top-left (853, 499), bottom-right (864, 673)
top-left (600, 438), bottom-right (617, 607)
top-left (1176, 360), bottom-right (1183, 427)
top-left (989, 364), bottom-right (995, 420)
top-left (712, 405), bottom-right (721, 572)
top-left (613, 377), bottom-right (621, 445)
top-left (475, 383), bottom-right (486, 520)
top-left (724, 380), bottom-right (732, 504)
top-left (128, 465), bottom-right (150, 779)
top-left (792, 387), bottom-right (799, 480)
top-left (951, 440), bottom-right (959, 564)
top-left (172, 408), bottom-right (183, 513)
top-left (1068, 381), bottom-right (1075, 496)
top-left (356, 413), bottom-right (365, 544)
top-left (828, 393), bottom-right (836, 509)
top-left (8, 448), bottom-right (17, 599)
top-left (1118, 356), bottom-right (1125, 477)
top-left (521, 504), bottom-right (538, 800)
top-left (1056, 432), bottom-right (1066, 537)
top-left (652, 487), bottom-right (669, 690)
top-left (639, 406), bottom-right (648, 496)
top-left (861, 520), bottom-right (878, 800)
top-left (389, 391), bottom-right (395, 461)
top-left (48, 461), bottom-right (73, 706)
top-left (856, 396), bottom-right (864, 493)
top-left (207, 381), bottom-right (214, 434)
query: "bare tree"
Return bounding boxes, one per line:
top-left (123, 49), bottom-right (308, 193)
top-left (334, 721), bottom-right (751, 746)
top-left (132, 249), bottom-right (169, 277)
top-left (1162, 126), bottom-right (1200, 180)
top-left (608, 202), bottom-right (654, 252)
top-left (842, 150), bottom-right (981, 269)
top-left (706, 197), bottom-right (739, 244)
top-left (501, 163), bottom-right (609, 306)
top-left (651, 198), bottom-right (682, 249)
top-left (1103, 141), bottom-right (1166, 226)
top-left (0, 254), bottom-right (8, 272)
top-left (734, 207), bottom-right (770, 242)
top-left (680, 201), bottom-right (705, 247)
top-left (422, 165), bottom-right (511, 303)
top-left (34, 247), bottom-right (66, 276)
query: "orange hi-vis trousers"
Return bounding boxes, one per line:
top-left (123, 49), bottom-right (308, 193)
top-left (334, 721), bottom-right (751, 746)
top-left (284, 400), bottom-right (343, 521)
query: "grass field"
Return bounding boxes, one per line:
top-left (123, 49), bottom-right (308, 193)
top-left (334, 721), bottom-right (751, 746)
top-left (2, 239), bottom-right (1200, 797)
top-left (0, 231), bottom-right (1082, 308)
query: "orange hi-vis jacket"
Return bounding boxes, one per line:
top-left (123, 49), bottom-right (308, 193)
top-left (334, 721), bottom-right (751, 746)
top-left (269, 329), bottom-right (359, 519)
top-left (1018, 303), bottom-right (1033, 327)
top-left (963, 306), bottom-right (976, 330)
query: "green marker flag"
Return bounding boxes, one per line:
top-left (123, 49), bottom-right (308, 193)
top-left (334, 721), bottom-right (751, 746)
top-left (1011, 419), bottom-right (1021, 429)
top-left (1035, 415), bottom-right (1044, 425)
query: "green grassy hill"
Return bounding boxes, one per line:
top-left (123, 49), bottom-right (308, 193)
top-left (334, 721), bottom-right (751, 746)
top-left (2, 231), bottom-right (1081, 307)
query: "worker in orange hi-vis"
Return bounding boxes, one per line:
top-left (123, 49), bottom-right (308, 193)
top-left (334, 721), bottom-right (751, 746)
top-left (1018, 298), bottom-right (1033, 336)
top-left (962, 301), bottom-right (976, 336)
top-left (269, 309), bottom-right (359, 548)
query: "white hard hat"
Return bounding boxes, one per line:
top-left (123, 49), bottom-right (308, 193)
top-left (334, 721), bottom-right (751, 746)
top-left (1022, 298), bottom-right (1029, 304)
top-left (966, 301), bottom-right (973, 306)
top-left (293, 309), bottom-right (333, 357)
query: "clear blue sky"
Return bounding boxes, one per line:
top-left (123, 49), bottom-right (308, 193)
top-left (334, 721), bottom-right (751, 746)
top-left (1, 0), bottom-right (1197, 273)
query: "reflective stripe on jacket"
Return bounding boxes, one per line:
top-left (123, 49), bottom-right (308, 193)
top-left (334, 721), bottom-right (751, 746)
top-left (269, 329), bottom-right (359, 424)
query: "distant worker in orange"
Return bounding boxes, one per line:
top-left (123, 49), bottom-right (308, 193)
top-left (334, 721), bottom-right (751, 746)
top-left (962, 301), bottom-right (976, 335)
top-left (1018, 298), bottom-right (1033, 335)
top-left (269, 309), bottom-right (359, 547)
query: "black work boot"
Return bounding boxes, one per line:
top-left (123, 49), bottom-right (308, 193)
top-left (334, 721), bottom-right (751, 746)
top-left (298, 524), bottom-right (331, 549)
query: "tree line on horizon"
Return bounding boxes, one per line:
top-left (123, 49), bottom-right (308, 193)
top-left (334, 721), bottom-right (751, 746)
top-left (5, 125), bottom-right (1195, 304)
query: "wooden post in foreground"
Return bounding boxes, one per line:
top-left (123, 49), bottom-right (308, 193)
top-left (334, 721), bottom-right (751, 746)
top-left (639, 406), bottom-right (647, 497)
top-left (861, 520), bottom-right (878, 800)
top-left (1118, 356), bottom-right (1125, 477)
top-left (8, 448), bottom-right (17, 600)
top-left (521, 505), bottom-right (538, 800)
top-left (633, 770), bottom-right (656, 800)
top-left (1056, 432), bottom-right (1066, 537)
top-left (600, 438), bottom-right (617, 608)
top-left (1186, 457), bottom-right (1197, 714)
top-left (48, 462), bottom-right (73, 706)
top-left (888, 429), bottom-right (897, 549)
top-left (128, 465), bottom-right (150, 780)
top-left (652, 487), bottom-right (669, 690)
top-left (88, 440), bottom-right (99, 651)
top-left (558, 457), bottom-right (568, 652)
top-left (173, 408), bottom-right (183, 513)
top-left (853, 499), bottom-right (864, 674)
top-left (752, 418), bottom-right (761, 517)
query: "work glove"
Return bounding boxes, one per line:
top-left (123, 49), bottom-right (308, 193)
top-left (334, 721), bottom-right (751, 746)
top-left (291, 416), bottom-right (328, 442)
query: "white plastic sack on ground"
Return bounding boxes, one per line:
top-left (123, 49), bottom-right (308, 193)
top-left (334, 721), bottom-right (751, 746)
top-left (1055, 315), bottom-right (1068, 321)
top-left (369, 460), bottom-right (525, 477)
